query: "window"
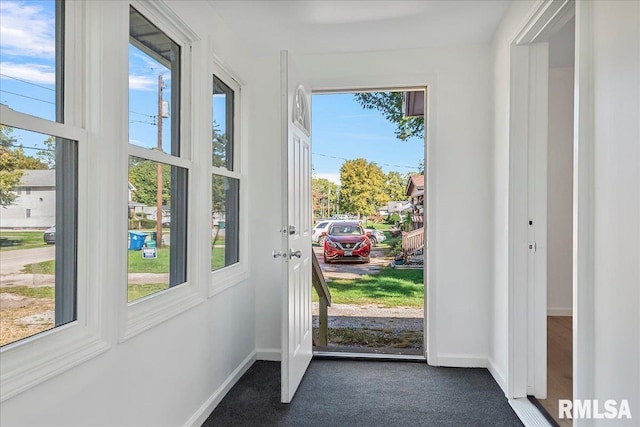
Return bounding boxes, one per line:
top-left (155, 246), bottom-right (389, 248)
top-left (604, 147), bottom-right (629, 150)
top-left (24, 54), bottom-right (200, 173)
top-left (0, 0), bottom-right (62, 121)
top-left (127, 6), bottom-right (188, 302)
top-left (212, 75), bottom-right (239, 271)
top-left (0, 1), bottom-right (78, 348)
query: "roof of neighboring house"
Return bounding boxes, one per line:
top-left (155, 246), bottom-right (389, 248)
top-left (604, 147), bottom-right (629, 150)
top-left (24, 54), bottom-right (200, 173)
top-left (17, 170), bottom-right (55, 187)
top-left (405, 174), bottom-right (425, 196)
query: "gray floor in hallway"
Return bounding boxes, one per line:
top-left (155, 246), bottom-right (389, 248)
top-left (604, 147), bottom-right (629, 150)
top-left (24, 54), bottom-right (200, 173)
top-left (202, 359), bottom-right (523, 426)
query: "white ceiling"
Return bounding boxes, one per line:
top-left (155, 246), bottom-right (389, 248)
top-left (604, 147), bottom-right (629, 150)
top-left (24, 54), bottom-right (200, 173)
top-left (209, 1), bottom-right (512, 54)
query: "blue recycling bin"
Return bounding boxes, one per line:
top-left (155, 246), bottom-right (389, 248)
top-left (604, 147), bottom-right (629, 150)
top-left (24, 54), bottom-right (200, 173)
top-left (128, 231), bottom-right (148, 251)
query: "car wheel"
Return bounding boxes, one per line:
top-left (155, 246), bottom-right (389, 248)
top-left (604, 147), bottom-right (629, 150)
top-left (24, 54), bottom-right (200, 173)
top-left (318, 236), bottom-right (326, 246)
top-left (369, 236), bottom-right (377, 246)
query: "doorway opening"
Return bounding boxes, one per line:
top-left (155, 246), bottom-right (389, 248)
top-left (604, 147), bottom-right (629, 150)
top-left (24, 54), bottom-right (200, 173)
top-left (535, 16), bottom-right (575, 427)
top-left (309, 89), bottom-right (426, 358)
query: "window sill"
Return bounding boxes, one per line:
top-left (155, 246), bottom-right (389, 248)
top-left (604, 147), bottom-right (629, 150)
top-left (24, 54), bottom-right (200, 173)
top-left (0, 323), bottom-right (110, 402)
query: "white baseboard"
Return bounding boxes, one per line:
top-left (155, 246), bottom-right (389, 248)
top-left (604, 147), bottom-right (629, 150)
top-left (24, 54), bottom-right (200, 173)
top-left (256, 348), bottom-right (281, 361)
top-left (183, 351), bottom-right (256, 427)
top-left (547, 307), bottom-right (572, 316)
top-left (437, 353), bottom-right (487, 368)
top-left (487, 358), bottom-right (507, 394)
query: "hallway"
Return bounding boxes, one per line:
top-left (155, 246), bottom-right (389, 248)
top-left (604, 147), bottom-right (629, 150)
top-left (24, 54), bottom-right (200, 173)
top-left (203, 360), bottom-right (522, 426)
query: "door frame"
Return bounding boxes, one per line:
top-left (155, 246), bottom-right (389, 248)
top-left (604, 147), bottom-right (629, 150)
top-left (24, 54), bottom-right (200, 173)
top-left (312, 85), bottom-right (434, 364)
top-left (506, 0), bottom-right (585, 401)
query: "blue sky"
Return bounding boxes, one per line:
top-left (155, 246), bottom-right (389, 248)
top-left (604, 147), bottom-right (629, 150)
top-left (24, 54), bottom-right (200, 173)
top-left (312, 93), bottom-right (423, 185)
top-left (1, 1), bottom-right (423, 177)
top-left (0, 0), bottom-right (177, 157)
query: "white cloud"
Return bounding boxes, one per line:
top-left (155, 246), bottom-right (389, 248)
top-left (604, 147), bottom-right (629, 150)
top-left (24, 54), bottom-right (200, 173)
top-left (0, 1), bottom-right (55, 59)
top-left (129, 75), bottom-right (157, 91)
top-left (0, 62), bottom-right (55, 84)
top-left (314, 173), bottom-right (341, 185)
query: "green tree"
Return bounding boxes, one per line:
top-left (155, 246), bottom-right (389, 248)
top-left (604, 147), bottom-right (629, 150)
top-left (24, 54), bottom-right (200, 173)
top-left (212, 122), bottom-right (229, 168)
top-left (339, 158), bottom-right (389, 217)
top-left (128, 158), bottom-right (171, 206)
top-left (353, 92), bottom-right (424, 141)
top-left (0, 126), bottom-right (48, 208)
top-left (384, 171), bottom-right (408, 201)
top-left (312, 177), bottom-right (340, 219)
top-left (36, 136), bottom-right (56, 169)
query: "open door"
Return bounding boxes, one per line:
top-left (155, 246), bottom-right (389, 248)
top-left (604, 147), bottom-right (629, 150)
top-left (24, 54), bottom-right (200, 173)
top-left (280, 51), bottom-right (313, 403)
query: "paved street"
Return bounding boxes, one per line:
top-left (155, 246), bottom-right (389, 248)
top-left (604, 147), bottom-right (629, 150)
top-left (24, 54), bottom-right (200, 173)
top-left (0, 247), bottom-right (55, 275)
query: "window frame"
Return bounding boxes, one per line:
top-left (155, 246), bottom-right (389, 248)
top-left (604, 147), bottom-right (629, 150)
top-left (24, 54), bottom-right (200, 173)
top-left (119, 0), bottom-right (202, 342)
top-left (0, 1), bottom-right (110, 402)
top-left (208, 64), bottom-right (248, 297)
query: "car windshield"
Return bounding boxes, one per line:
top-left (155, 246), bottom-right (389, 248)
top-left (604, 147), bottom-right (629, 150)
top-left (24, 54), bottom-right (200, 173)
top-left (315, 222), bottom-right (328, 229)
top-left (329, 225), bottom-right (363, 236)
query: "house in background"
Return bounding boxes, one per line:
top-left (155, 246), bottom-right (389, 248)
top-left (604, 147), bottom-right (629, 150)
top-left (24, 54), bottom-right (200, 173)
top-left (405, 174), bottom-right (424, 214)
top-left (377, 200), bottom-right (412, 217)
top-left (0, 170), bottom-right (55, 229)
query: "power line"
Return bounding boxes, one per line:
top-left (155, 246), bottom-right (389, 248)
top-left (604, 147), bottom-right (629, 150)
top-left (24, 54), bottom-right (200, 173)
top-left (4, 142), bottom-right (55, 152)
top-left (0, 73), bottom-right (55, 92)
top-left (313, 152), bottom-right (419, 170)
top-left (0, 89), bottom-right (55, 105)
top-left (129, 110), bottom-right (156, 119)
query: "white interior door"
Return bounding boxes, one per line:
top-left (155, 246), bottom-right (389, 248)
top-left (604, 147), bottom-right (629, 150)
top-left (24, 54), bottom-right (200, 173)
top-left (280, 50), bottom-right (313, 404)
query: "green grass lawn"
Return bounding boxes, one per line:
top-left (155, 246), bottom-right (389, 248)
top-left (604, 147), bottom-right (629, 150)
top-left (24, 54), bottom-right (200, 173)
top-left (211, 246), bottom-right (226, 270)
top-left (127, 247), bottom-right (169, 273)
top-left (22, 246), bottom-right (230, 274)
top-left (0, 282), bottom-right (168, 303)
top-left (368, 223), bottom-right (393, 231)
top-left (317, 267), bottom-right (424, 307)
top-left (127, 283), bottom-right (168, 301)
top-left (0, 286), bottom-right (54, 299)
top-left (21, 260), bottom-right (55, 274)
top-left (0, 231), bottom-right (48, 251)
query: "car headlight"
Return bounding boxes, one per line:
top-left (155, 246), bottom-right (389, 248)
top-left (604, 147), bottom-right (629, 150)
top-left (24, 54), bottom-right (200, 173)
top-left (327, 240), bottom-right (338, 248)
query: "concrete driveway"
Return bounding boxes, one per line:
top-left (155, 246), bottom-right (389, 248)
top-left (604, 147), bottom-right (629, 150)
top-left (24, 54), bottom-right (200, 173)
top-left (312, 245), bottom-right (391, 280)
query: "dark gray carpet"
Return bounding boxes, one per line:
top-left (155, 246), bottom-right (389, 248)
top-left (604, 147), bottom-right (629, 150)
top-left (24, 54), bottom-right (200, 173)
top-left (202, 360), bottom-right (523, 427)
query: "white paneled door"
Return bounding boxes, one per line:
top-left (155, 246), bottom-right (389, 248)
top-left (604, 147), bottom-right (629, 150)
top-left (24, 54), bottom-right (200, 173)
top-left (280, 51), bottom-right (313, 403)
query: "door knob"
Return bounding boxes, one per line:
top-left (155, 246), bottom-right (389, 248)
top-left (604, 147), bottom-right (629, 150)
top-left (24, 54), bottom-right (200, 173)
top-left (289, 250), bottom-right (302, 259)
top-left (273, 250), bottom-right (285, 258)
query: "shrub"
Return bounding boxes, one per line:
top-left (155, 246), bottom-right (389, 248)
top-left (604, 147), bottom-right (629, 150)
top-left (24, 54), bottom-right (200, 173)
top-left (129, 218), bottom-right (157, 229)
top-left (387, 212), bottom-right (401, 224)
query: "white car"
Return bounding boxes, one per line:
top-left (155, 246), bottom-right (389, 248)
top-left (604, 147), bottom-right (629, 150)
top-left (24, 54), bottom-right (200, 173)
top-left (312, 220), bottom-right (336, 244)
top-left (365, 228), bottom-right (386, 245)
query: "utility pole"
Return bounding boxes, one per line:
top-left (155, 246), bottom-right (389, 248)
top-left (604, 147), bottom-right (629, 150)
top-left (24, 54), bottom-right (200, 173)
top-left (156, 73), bottom-right (163, 248)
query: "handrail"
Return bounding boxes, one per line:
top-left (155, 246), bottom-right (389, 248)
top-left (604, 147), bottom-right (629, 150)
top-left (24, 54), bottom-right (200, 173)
top-left (402, 227), bottom-right (425, 260)
top-left (312, 251), bottom-right (331, 346)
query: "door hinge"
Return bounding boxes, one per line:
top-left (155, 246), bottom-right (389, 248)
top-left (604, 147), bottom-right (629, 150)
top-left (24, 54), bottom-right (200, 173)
top-left (528, 242), bottom-right (537, 253)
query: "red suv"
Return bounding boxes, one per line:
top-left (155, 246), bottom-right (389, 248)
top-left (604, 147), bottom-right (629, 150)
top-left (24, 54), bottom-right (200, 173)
top-left (322, 221), bottom-right (371, 264)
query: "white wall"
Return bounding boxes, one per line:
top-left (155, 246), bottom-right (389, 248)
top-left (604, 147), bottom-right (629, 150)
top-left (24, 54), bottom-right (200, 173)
top-left (250, 45), bottom-right (496, 367)
top-left (490, 0), bottom-right (537, 391)
top-left (587, 1), bottom-right (640, 422)
top-left (0, 2), bottom-right (257, 426)
top-left (547, 66), bottom-right (574, 316)
top-left (249, 52), bottom-right (286, 360)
